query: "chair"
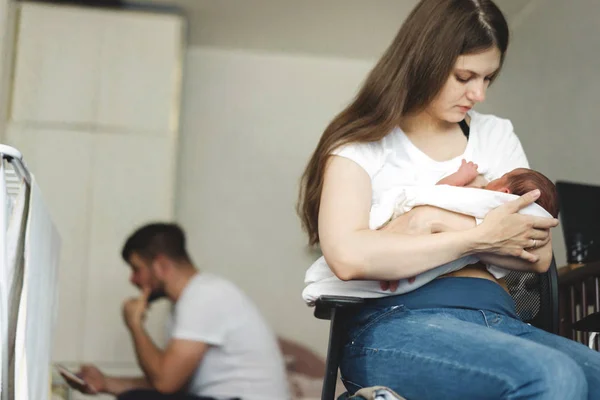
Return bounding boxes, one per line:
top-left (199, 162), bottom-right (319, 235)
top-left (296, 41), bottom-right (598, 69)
top-left (313, 256), bottom-right (560, 400)
top-left (572, 313), bottom-right (600, 349)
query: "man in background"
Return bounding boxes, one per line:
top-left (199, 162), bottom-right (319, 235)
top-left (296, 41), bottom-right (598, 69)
top-left (64, 223), bottom-right (290, 400)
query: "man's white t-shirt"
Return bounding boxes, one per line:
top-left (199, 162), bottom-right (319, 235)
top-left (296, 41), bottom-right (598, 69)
top-left (165, 272), bottom-right (290, 400)
top-left (303, 110), bottom-right (532, 303)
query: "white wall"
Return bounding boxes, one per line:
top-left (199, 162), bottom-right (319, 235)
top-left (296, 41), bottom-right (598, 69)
top-left (478, 0), bottom-right (600, 267)
top-left (138, 0), bottom-right (532, 60)
top-left (176, 47), bottom-right (373, 354)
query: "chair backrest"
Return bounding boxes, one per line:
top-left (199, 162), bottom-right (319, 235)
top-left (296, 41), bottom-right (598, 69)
top-left (503, 256), bottom-right (559, 333)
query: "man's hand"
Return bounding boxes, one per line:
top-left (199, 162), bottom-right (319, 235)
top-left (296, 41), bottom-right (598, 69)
top-left (72, 364), bottom-right (150, 396)
top-left (123, 288), bottom-right (150, 331)
top-left (69, 364), bottom-right (105, 394)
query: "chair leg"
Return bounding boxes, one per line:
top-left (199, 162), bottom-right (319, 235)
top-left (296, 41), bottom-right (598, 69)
top-left (322, 307), bottom-right (345, 400)
top-left (589, 332), bottom-right (598, 349)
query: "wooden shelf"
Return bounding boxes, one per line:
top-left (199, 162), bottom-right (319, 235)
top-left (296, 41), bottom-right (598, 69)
top-left (558, 261), bottom-right (600, 286)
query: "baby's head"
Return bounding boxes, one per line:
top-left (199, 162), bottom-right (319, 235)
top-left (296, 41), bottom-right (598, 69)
top-left (486, 168), bottom-right (559, 218)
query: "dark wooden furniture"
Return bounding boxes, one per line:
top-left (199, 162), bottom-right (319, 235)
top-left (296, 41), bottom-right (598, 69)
top-left (558, 261), bottom-right (600, 347)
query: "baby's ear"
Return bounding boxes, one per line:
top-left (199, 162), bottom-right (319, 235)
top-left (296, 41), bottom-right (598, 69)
top-left (501, 187), bottom-right (511, 194)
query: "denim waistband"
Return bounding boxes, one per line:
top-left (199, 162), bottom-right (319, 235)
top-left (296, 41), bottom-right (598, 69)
top-left (364, 277), bottom-right (518, 319)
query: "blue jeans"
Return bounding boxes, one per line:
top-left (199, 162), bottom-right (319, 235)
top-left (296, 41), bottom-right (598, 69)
top-left (340, 305), bottom-right (600, 399)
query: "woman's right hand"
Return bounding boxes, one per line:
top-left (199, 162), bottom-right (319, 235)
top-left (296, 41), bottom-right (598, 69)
top-left (476, 189), bottom-right (559, 262)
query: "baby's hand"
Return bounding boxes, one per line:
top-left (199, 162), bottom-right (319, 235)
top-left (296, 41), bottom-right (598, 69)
top-left (437, 159), bottom-right (480, 187)
top-left (457, 159), bottom-right (479, 182)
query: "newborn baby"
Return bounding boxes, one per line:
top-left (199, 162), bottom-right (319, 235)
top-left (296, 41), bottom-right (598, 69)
top-left (394, 160), bottom-right (558, 285)
top-left (438, 159), bottom-right (558, 218)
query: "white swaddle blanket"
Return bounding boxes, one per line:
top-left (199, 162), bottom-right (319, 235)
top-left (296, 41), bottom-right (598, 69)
top-left (302, 185), bottom-right (552, 305)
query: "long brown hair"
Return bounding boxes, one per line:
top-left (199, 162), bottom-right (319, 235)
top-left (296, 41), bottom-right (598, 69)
top-left (298, 0), bottom-right (510, 246)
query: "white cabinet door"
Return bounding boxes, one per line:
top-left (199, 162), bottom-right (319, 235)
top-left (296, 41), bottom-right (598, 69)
top-left (96, 11), bottom-right (183, 135)
top-left (81, 133), bottom-right (175, 363)
top-left (5, 126), bottom-right (93, 362)
top-left (8, 2), bottom-right (182, 366)
top-left (11, 3), bottom-right (102, 125)
top-left (12, 3), bottom-right (184, 135)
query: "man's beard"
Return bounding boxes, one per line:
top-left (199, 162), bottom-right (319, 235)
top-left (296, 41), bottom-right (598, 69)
top-left (148, 288), bottom-right (167, 303)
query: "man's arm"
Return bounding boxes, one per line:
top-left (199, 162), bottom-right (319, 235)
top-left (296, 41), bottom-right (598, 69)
top-left (104, 376), bottom-right (152, 396)
top-left (123, 290), bottom-right (208, 394)
top-left (74, 365), bottom-right (151, 396)
top-left (129, 325), bottom-right (208, 394)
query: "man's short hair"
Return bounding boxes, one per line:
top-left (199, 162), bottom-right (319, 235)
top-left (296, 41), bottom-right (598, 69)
top-left (121, 223), bottom-right (191, 263)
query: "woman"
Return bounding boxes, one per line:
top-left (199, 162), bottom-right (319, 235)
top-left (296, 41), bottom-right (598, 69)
top-left (298, 0), bottom-right (600, 399)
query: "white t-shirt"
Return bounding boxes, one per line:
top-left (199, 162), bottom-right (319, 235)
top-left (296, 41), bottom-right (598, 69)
top-left (303, 111), bottom-right (530, 303)
top-left (165, 273), bottom-right (290, 400)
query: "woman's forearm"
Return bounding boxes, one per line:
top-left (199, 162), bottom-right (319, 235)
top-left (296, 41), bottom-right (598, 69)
top-left (325, 205), bottom-right (553, 281)
top-left (325, 227), bottom-right (479, 281)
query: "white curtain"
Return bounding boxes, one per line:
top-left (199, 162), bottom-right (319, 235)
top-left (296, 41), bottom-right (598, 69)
top-left (0, 162), bottom-right (27, 400)
top-left (0, 161), bottom-right (8, 400)
top-left (13, 176), bottom-right (61, 400)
